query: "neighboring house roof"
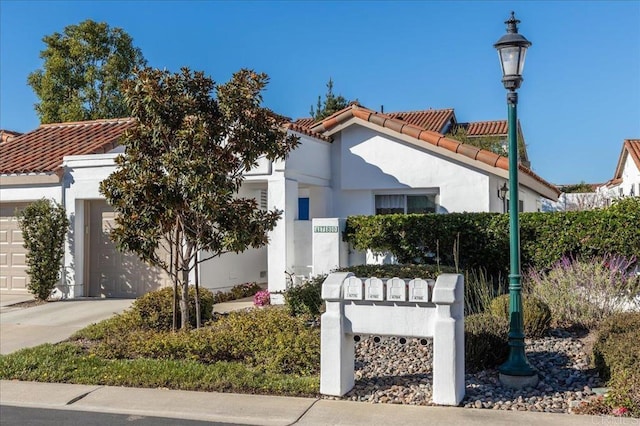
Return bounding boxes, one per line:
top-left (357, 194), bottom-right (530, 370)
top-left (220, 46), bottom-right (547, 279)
top-left (0, 118), bottom-right (134, 175)
top-left (384, 109), bottom-right (455, 133)
top-left (0, 129), bottom-right (22, 144)
top-left (606, 139), bottom-right (640, 187)
top-left (304, 104), bottom-right (560, 197)
top-left (458, 120), bottom-right (508, 136)
top-left (617, 139), bottom-right (640, 175)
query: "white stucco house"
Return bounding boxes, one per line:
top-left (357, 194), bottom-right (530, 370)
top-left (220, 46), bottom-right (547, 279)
top-left (598, 139), bottom-right (640, 200)
top-left (0, 104), bottom-right (559, 299)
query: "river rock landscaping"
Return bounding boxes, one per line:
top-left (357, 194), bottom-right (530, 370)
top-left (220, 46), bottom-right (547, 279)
top-left (331, 330), bottom-right (602, 413)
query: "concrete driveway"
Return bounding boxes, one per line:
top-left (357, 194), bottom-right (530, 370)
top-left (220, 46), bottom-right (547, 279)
top-left (0, 297), bottom-right (133, 354)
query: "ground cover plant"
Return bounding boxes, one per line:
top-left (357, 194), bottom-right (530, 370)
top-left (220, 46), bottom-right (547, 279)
top-left (0, 301), bottom-right (319, 396)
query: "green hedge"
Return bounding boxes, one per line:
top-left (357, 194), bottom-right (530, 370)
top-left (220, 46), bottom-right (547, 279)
top-left (344, 197), bottom-right (640, 274)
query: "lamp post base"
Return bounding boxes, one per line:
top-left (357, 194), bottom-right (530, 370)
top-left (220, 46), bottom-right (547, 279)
top-left (499, 373), bottom-right (539, 389)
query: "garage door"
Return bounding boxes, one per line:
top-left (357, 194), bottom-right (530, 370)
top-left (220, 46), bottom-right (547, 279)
top-left (0, 203), bottom-right (29, 293)
top-left (88, 200), bottom-right (169, 298)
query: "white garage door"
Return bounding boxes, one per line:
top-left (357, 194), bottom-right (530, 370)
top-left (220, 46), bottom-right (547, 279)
top-left (87, 200), bottom-right (170, 298)
top-left (0, 203), bottom-right (30, 293)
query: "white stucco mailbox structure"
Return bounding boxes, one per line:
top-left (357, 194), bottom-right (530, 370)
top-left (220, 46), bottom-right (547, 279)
top-left (320, 272), bottom-right (465, 405)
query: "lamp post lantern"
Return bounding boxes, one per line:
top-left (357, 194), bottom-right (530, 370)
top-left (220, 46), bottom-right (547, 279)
top-left (494, 11), bottom-right (539, 387)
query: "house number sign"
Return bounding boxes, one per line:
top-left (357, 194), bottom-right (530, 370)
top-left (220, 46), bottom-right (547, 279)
top-left (314, 225), bottom-right (339, 233)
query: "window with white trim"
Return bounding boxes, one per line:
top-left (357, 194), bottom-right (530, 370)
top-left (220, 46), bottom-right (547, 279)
top-left (375, 194), bottom-right (437, 215)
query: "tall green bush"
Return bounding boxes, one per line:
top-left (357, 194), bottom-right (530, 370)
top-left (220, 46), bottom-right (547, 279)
top-left (18, 199), bottom-right (69, 300)
top-left (344, 197), bottom-right (640, 274)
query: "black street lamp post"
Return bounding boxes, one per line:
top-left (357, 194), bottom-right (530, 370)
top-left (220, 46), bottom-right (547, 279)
top-left (494, 11), bottom-right (539, 387)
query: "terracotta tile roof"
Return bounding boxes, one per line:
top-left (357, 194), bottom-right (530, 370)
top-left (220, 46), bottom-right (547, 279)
top-left (458, 120), bottom-right (508, 136)
top-left (285, 122), bottom-right (332, 142)
top-left (293, 108), bottom-right (455, 134)
top-left (292, 117), bottom-right (316, 129)
top-left (0, 118), bottom-right (134, 175)
top-left (384, 109), bottom-right (455, 133)
top-left (309, 104), bottom-right (559, 197)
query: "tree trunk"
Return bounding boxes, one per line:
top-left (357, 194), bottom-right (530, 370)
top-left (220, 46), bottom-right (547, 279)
top-left (180, 267), bottom-right (189, 330)
top-left (194, 252), bottom-right (201, 329)
top-left (172, 224), bottom-right (180, 332)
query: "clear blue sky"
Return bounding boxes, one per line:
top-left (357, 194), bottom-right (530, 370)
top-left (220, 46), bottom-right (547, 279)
top-left (1, 1), bottom-right (639, 185)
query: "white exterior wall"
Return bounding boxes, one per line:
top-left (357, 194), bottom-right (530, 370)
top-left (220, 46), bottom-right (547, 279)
top-left (616, 157), bottom-right (640, 197)
top-left (198, 183), bottom-right (268, 291)
top-left (62, 154), bottom-right (120, 297)
top-left (0, 181), bottom-right (61, 204)
top-left (331, 125), bottom-right (491, 215)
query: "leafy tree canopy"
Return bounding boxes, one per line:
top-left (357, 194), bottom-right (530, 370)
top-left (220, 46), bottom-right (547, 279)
top-left (561, 182), bottom-right (596, 193)
top-left (28, 19), bottom-right (146, 124)
top-left (100, 67), bottom-right (299, 329)
top-left (446, 125), bottom-right (528, 166)
top-left (309, 78), bottom-right (351, 121)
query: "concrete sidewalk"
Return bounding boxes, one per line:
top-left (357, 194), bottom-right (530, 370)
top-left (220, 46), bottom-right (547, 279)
top-left (0, 381), bottom-right (607, 426)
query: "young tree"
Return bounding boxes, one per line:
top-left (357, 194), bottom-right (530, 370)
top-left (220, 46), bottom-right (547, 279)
top-left (27, 19), bottom-right (146, 124)
top-left (100, 67), bottom-right (299, 330)
top-left (310, 78), bottom-right (350, 121)
top-left (18, 199), bottom-right (69, 301)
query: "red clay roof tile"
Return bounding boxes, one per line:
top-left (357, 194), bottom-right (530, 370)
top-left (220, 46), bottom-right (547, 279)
top-left (307, 104), bottom-right (559, 197)
top-left (459, 120), bottom-right (509, 136)
top-left (285, 122), bottom-right (332, 142)
top-left (385, 109), bottom-right (454, 133)
top-left (0, 118), bottom-right (135, 175)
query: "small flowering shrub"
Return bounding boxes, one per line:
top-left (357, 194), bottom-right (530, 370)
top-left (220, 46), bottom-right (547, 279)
top-left (525, 255), bottom-right (640, 327)
top-left (284, 275), bottom-right (324, 317)
top-left (253, 290), bottom-right (270, 307)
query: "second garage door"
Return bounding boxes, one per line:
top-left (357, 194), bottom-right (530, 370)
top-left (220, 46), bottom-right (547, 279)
top-left (87, 200), bottom-right (169, 298)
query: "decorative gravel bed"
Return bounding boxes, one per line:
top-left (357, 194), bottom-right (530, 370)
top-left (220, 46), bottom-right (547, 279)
top-left (323, 329), bottom-right (603, 414)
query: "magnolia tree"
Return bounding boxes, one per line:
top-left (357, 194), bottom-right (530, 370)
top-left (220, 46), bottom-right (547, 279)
top-left (100, 67), bottom-right (299, 330)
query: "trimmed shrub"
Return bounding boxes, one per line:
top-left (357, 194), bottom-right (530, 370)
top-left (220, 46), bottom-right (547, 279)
top-left (212, 282), bottom-right (262, 304)
top-left (345, 213), bottom-right (508, 276)
top-left (591, 312), bottom-right (640, 417)
top-left (131, 286), bottom-right (215, 331)
top-left (465, 313), bottom-right (509, 373)
top-left (489, 294), bottom-right (552, 338)
top-left (344, 197), bottom-right (640, 274)
top-left (284, 275), bottom-right (324, 317)
top-left (17, 199), bottom-right (69, 300)
top-left (337, 263), bottom-right (454, 279)
top-left (526, 255), bottom-right (640, 328)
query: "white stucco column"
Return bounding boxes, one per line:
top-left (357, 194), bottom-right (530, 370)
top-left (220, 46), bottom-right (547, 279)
top-left (267, 174), bottom-right (298, 303)
top-left (312, 218), bottom-right (347, 277)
